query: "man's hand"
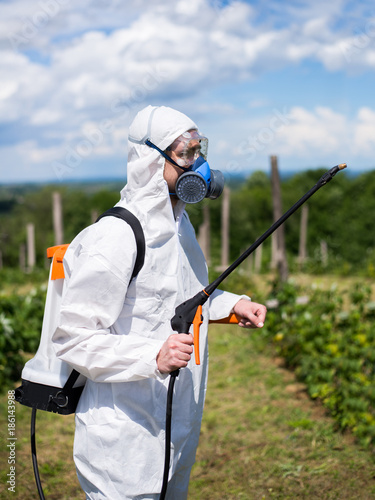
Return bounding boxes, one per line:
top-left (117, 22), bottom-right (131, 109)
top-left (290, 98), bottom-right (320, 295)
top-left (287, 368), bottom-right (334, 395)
top-left (232, 299), bottom-right (267, 328)
top-left (157, 333), bottom-right (194, 374)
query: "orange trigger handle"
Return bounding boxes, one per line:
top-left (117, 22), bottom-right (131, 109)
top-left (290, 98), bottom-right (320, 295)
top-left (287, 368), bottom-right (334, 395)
top-left (209, 313), bottom-right (240, 324)
top-left (192, 305), bottom-right (203, 365)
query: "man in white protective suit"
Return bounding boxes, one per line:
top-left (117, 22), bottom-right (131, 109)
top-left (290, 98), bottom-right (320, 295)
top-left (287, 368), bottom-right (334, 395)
top-left (53, 105), bottom-right (267, 499)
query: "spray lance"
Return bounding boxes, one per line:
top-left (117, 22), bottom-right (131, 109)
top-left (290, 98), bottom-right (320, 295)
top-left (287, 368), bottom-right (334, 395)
top-left (160, 162), bottom-right (347, 499)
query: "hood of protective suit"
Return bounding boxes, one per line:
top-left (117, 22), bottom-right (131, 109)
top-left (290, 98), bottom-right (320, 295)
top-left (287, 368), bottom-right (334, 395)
top-left (120, 105), bottom-right (198, 207)
top-left (119, 105), bottom-right (199, 257)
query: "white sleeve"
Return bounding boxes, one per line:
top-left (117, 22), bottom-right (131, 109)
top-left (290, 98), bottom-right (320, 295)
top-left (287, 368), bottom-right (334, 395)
top-left (52, 218), bottom-right (166, 383)
top-left (208, 288), bottom-right (251, 321)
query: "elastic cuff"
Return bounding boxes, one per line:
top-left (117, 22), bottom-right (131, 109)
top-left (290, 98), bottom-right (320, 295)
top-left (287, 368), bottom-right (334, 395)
top-left (230, 294), bottom-right (251, 313)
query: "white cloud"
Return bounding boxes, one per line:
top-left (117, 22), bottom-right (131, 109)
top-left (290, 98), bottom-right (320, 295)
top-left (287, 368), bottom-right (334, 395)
top-left (277, 106), bottom-right (346, 155)
top-left (1, 0), bottom-right (375, 182)
top-left (218, 104), bottom-right (375, 174)
top-left (353, 107), bottom-right (375, 155)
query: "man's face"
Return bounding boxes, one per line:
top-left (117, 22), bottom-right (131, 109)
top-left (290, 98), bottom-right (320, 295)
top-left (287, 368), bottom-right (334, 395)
top-left (163, 156), bottom-right (184, 199)
top-left (163, 130), bottom-right (202, 196)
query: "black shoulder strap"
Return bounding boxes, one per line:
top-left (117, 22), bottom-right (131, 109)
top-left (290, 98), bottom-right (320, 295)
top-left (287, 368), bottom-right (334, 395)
top-left (60, 207), bottom-right (145, 405)
top-left (95, 207), bottom-right (146, 281)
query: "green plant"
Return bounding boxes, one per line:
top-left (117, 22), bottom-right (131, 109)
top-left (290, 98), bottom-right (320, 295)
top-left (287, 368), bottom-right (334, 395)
top-left (262, 281), bottom-right (375, 449)
top-left (0, 286), bottom-right (46, 391)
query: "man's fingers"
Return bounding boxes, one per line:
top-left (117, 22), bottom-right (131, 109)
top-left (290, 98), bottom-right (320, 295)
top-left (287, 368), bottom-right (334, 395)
top-left (168, 334), bottom-right (194, 351)
top-left (157, 334), bottom-right (195, 373)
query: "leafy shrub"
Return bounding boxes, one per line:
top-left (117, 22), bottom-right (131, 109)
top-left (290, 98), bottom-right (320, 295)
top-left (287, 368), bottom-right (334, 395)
top-left (209, 268), bottom-right (259, 298)
top-left (0, 309), bottom-right (24, 391)
top-left (262, 281), bottom-right (375, 449)
top-left (0, 286), bottom-right (46, 391)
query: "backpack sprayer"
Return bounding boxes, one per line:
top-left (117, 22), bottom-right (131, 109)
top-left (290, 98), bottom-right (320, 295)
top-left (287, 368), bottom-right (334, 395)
top-left (160, 163), bottom-right (347, 499)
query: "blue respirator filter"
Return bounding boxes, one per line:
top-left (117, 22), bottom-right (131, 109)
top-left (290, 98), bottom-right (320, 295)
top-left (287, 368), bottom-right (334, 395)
top-left (175, 156), bottom-right (224, 204)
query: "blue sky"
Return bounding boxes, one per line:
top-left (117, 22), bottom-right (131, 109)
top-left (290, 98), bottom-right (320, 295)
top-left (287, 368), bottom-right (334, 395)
top-left (1, 0), bottom-right (375, 183)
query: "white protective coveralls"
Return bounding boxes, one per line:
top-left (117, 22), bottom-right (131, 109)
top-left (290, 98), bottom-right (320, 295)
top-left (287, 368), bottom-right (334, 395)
top-left (53, 105), bottom-right (250, 499)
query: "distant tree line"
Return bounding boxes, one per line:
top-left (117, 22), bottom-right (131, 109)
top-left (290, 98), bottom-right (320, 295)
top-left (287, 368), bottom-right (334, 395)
top-left (0, 168), bottom-right (374, 275)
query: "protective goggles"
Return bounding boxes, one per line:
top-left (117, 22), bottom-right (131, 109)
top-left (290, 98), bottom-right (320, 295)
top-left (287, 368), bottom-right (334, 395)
top-left (145, 131), bottom-right (208, 172)
top-left (167, 131), bottom-right (208, 168)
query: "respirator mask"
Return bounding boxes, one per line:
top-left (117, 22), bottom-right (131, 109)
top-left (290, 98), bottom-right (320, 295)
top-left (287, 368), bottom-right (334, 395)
top-left (175, 154), bottom-right (224, 204)
top-left (145, 131), bottom-right (224, 204)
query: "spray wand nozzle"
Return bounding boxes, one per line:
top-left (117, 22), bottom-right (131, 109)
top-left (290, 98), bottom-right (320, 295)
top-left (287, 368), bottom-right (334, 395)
top-left (318, 163), bottom-right (347, 185)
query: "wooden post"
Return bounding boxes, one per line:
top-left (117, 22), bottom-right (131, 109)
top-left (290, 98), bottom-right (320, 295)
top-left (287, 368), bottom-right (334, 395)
top-left (270, 232), bottom-right (277, 270)
top-left (53, 191), bottom-right (64, 246)
top-left (198, 203), bottom-right (211, 266)
top-left (254, 244), bottom-right (262, 273)
top-left (91, 209), bottom-right (99, 224)
top-left (19, 244), bottom-right (26, 271)
top-left (321, 240), bottom-right (328, 267)
top-left (270, 155), bottom-right (288, 282)
top-left (221, 186), bottom-right (230, 269)
top-left (26, 223), bottom-right (36, 271)
top-left (298, 204), bottom-right (309, 266)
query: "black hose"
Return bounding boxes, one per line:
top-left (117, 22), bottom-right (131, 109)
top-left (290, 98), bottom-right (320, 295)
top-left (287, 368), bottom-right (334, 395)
top-left (31, 408), bottom-right (46, 500)
top-left (160, 373), bottom-right (177, 500)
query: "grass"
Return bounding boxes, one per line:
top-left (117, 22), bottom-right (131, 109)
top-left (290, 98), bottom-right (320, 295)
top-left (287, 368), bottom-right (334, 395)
top-left (250, 272), bottom-right (375, 301)
top-left (1, 290), bottom-right (375, 499)
top-left (0, 401), bottom-right (81, 500)
top-left (189, 325), bottom-right (375, 499)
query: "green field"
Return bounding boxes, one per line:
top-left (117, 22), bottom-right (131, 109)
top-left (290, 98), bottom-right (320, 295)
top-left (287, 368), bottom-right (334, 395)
top-left (1, 318), bottom-right (374, 499)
